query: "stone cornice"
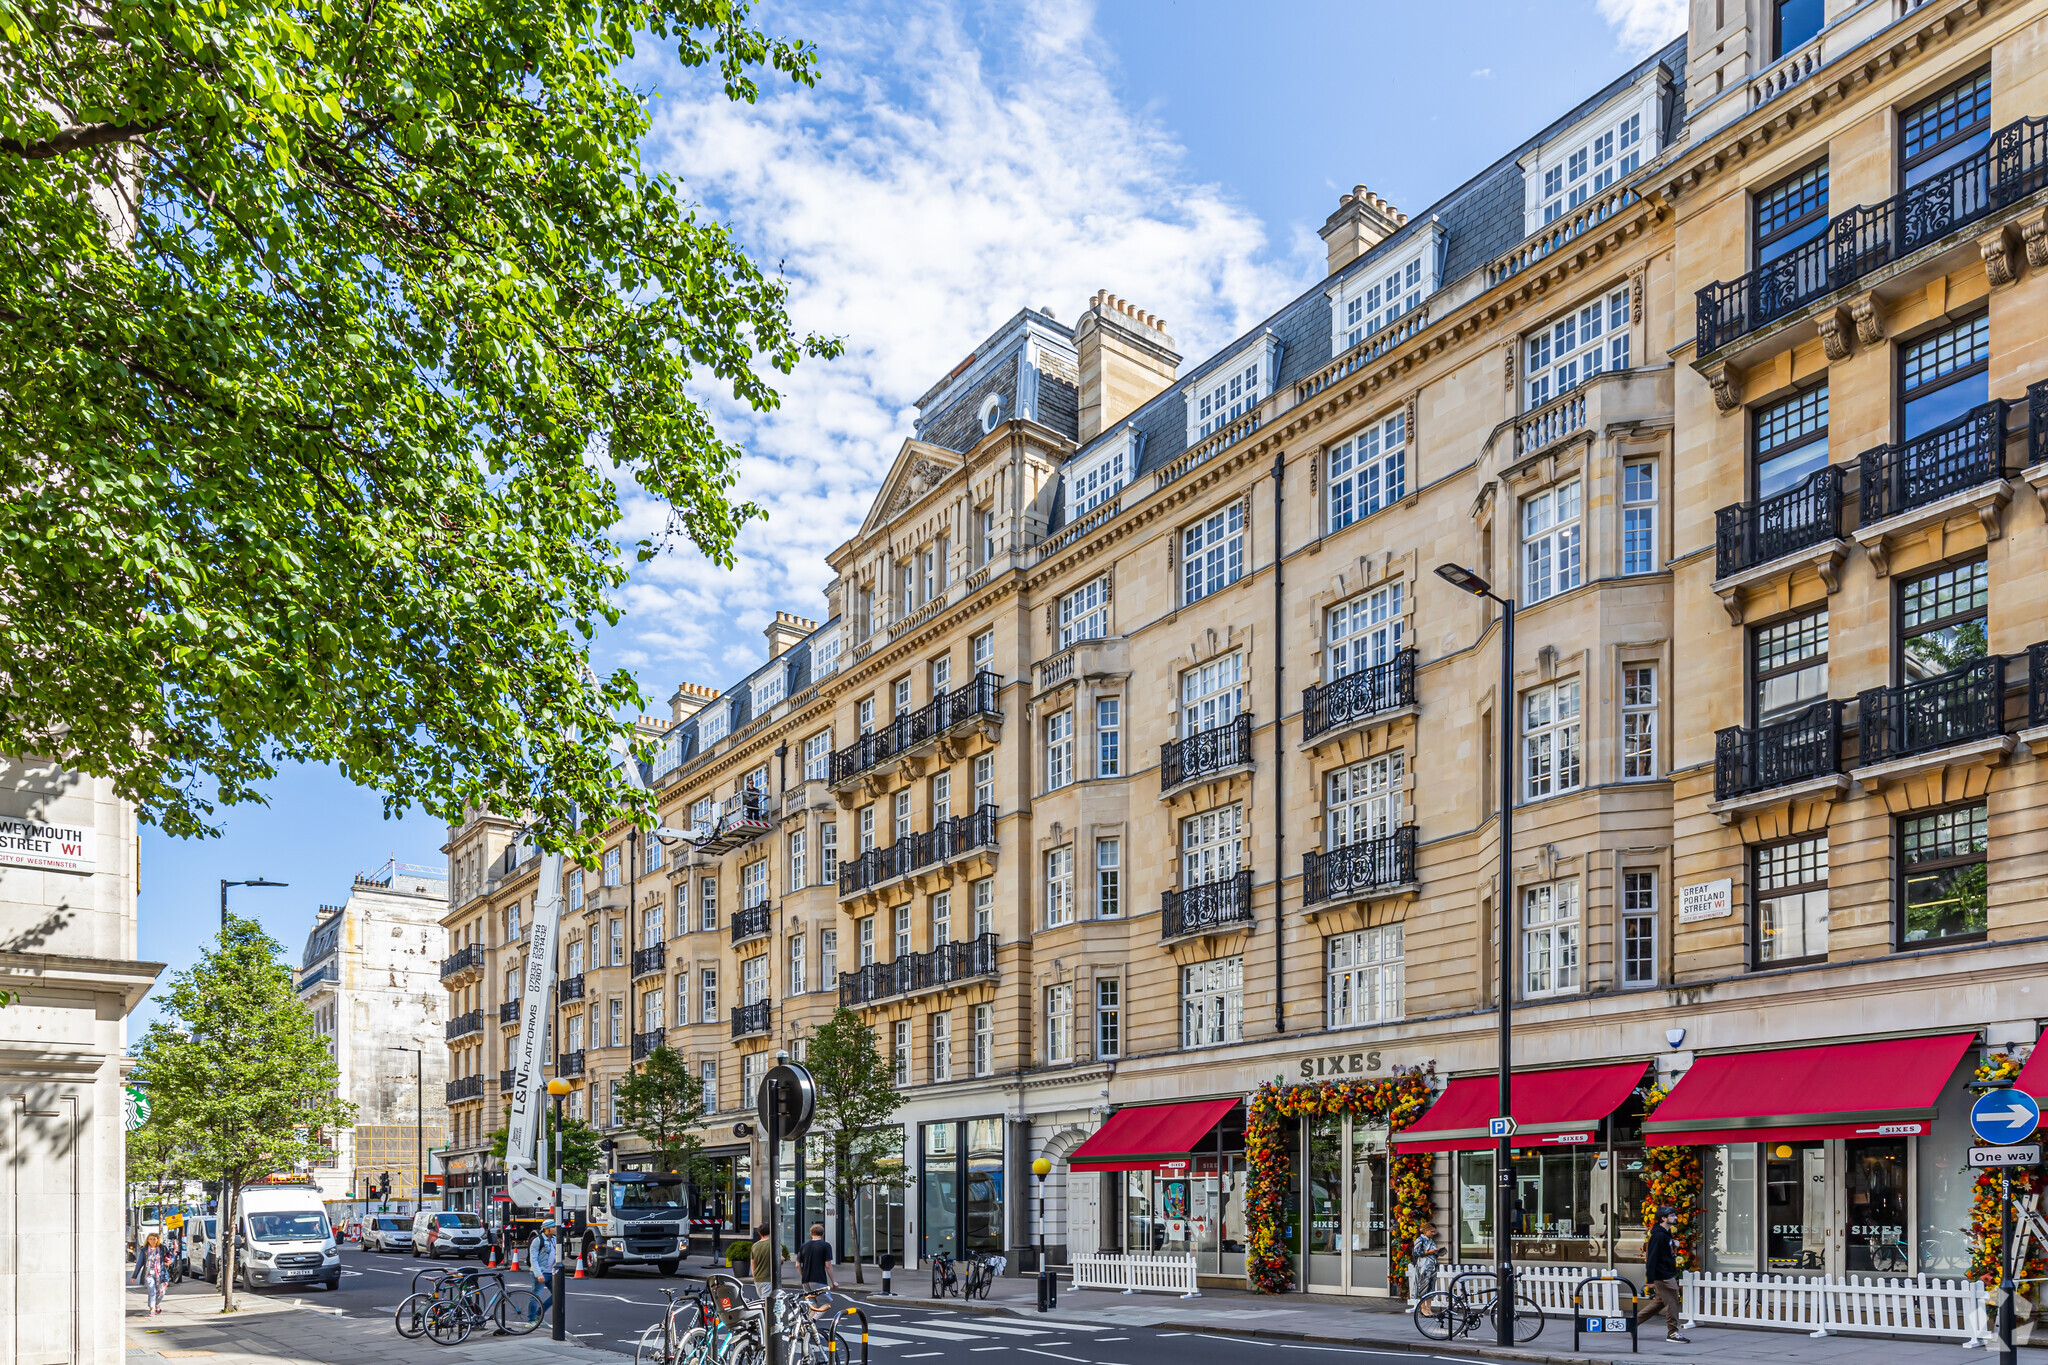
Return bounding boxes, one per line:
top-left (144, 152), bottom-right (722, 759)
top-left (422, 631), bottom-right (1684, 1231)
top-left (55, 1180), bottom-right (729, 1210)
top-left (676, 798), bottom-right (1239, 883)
top-left (0, 950), bottom-right (163, 1012)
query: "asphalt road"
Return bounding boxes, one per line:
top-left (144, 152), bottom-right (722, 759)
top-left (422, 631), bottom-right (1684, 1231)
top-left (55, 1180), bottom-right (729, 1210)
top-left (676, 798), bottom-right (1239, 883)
top-left (274, 1250), bottom-right (1497, 1365)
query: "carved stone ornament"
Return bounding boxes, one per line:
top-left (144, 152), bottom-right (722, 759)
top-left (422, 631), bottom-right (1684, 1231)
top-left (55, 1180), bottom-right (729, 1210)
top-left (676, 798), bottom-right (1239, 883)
top-left (1849, 293), bottom-right (1885, 347)
top-left (2024, 212), bottom-right (2048, 270)
top-left (887, 457), bottom-right (950, 520)
top-left (1704, 361), bottom-right (1740, 414)
top-left (1816, 308), bottom-right (1851, 361)
top-left (1980, 228), bottom-right (2018, 290)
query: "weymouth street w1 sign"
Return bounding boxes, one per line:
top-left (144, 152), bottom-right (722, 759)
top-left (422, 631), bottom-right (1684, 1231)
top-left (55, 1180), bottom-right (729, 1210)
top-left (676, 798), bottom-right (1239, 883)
top-left (0, 815), bottom-right (96, 875)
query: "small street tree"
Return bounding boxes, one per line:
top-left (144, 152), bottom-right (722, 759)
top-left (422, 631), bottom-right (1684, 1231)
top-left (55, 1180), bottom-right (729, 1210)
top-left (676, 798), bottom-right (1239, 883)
top-left (489, 1117), bottom-right (603, 1185)
top-left (618, 1045), bottom-right (709, 1182)
top-left (129, 917), bottom-right (354, 1312)
top-left (126, 1109), bottom-right (196, 1242)
top-left (805, 1008), bottom-right (904, 1283)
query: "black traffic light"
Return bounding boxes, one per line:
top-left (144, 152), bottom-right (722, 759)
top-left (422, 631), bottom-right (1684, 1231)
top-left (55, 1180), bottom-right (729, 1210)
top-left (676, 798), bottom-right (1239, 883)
top-left (379, 1171), bottom-right (392, 1198)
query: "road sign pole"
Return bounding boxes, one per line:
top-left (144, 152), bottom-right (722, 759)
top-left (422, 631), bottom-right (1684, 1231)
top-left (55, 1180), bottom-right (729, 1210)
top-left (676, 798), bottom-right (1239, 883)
top-left (2000, 1169), bottom-right (2016, 1365)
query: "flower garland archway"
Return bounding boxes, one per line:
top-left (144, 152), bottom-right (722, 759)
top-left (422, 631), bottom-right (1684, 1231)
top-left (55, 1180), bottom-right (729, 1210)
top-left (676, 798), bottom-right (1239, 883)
top-left (1639, 1082), bottom-right (1701, 1272)
top-left (1244, 1067), bottom-right (1434, 1295)
top-left (1970, 1054), bottom-right (2044, 1339)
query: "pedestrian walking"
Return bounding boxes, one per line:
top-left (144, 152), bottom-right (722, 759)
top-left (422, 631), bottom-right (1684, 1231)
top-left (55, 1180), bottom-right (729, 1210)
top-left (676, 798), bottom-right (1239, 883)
top-left (1636, 1206), bottom-right (1691, 1343)
top-left (796, 1224), bottom-right (837, 1292)
top-left (132, 1232), bottom-right (169, 1314)
top-left (1410, 1220), bottom-right (1442, 1312)
top-left (750, 1224), bottom-right (776, 1289)
top-left (529, 1219), bottom-right (561, 1324)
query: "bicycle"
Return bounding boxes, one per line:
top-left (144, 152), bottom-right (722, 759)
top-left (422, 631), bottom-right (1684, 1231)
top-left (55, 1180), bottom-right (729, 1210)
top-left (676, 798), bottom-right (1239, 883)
top-left (418, 1268), bottom-right (544, 1344)
top-left (636, 1285), bottom-right (717, 1365)
top-left (394, 1268), bottom-right (466, 1339)
top-left (961, 1252), bottom-right (1003, 1302)
top-left (1413, 1271), bottom-right (1544, 1344)
top-left (930, 1253), bottom-right (958, 1298)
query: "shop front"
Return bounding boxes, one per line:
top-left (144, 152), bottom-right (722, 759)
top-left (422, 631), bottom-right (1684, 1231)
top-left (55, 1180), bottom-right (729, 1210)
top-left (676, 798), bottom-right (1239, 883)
top-left (919, 1117), bottom-right (1006, 1263)
top-left (1647, 1031), bottom-right (1978, 1277)
top-left (690, 1146), bottom-right (751, 1252)
top-left (1069, 1098), bottom-right (1251, 1282)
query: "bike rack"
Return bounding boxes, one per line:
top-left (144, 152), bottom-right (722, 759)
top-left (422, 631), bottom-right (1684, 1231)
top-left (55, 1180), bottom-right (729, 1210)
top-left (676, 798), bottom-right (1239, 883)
top-left (833, 1305), bottom-right (870, 1365)
top-left (1571, 1273), bottom-right (1640, 1355)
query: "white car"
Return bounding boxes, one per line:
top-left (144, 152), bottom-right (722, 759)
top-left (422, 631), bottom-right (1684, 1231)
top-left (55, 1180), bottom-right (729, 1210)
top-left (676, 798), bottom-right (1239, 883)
top-left (412, 1210), bottom-right (489, 1259)
top-left (362, 1215), bottom-right (414, 1253)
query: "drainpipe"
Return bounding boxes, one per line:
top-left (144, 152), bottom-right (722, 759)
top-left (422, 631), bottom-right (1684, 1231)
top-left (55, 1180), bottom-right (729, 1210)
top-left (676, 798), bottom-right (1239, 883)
top-left (1272, 451), bottom-right (1286, 1034)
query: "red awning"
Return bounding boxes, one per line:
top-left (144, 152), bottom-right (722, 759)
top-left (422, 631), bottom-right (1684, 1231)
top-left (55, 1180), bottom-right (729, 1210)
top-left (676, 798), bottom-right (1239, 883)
top-left (1069, 1099), bottom-right (1239, 1171)
top-left (1392, 1062), bottom-right (1647, 1153)
top-left (2014, 1045), bottom-right (2048, 1102)
top-left (1642, 1032), bottom-right (1976, 1146)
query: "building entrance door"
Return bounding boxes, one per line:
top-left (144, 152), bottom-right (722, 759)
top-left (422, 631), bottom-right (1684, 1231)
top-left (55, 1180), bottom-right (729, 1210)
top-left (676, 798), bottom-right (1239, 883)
top-left (1296, 1113), bottom-right (1390, 1294)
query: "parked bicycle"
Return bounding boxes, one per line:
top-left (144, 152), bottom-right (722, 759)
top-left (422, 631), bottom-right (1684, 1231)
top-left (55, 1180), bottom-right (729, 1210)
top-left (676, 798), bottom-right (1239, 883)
top-left (423, 1268), bottom-right (544, 1345)
top-left (394, 1268), bottom-right (465, 1339)
top-left (1413, 1271), bottom-right (1543, 1344)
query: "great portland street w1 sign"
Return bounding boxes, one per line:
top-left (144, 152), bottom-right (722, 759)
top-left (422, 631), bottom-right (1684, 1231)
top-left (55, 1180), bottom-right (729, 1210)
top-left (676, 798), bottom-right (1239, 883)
top-left (0, 815), bottom-right (97, 875)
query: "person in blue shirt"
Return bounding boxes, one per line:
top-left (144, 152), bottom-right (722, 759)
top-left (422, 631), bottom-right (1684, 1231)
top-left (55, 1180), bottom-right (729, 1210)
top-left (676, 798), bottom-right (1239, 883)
top-left (529, 1220), bottom-right (561, 1323)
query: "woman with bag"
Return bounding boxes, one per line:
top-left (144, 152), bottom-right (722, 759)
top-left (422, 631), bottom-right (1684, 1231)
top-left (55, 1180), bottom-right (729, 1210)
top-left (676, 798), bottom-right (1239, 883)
top-left (132, 1232), bottom-right (170, 1315)
top-left (1410, 1221), bottom-right (1442, 1314)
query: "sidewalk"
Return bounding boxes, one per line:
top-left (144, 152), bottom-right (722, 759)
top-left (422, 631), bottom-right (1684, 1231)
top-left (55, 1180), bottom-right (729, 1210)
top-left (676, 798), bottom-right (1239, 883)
top-left (836, 1273), bottom-right (2023, 1365)
top-left (125, 1279), bottom-right (589, 1365)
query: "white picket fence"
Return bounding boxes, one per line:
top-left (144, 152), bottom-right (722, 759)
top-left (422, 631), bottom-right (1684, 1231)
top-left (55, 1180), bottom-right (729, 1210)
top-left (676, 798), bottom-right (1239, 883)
top-left (1071, 1251), bottom-right (1201, 1297)
top-left (1427, 1262), bottom-right (1988, 1343)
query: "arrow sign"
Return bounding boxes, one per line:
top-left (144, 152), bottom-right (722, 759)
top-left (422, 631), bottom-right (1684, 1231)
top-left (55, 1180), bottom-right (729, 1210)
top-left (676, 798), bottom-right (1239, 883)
top-left (1970, 1089), bottom-right (2041, 1145)
top-left (1489, 1116), bottom-right (1517, 1139)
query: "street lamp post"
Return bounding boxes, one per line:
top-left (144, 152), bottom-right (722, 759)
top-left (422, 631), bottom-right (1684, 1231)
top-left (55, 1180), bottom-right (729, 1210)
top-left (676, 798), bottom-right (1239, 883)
top-left (547, 1077), bottom-right (572, 1343)
top-left (220, 876), bottom-right (288, 933)
top-left (1434, 562), bottom-right (1517, 1348)
top-left (1030, 1157), bottom-right (1053, 1312)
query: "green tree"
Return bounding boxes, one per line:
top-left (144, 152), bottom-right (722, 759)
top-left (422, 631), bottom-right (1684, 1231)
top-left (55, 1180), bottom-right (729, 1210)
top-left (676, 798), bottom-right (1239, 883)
top-left (489, 1117), bottom-right (603, 1185)
top-left (618, 1045), bottom-right (709, 1179)
top-left (805, 1009), bottom-right (903, 1283)
top-left (0, 0), bottom-right (839, 852)
top-left (129, 917), bottom-right (355, 1312)
top-left (126, 1111), bottom-right (195, 1226)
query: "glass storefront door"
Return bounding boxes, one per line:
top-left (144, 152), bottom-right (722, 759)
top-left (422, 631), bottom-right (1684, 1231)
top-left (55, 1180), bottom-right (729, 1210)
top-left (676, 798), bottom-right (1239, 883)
top-left (1709, 1137), bottom-right (1925, 1276)
top-left (1763, 1142), bottom-right (1827, 1271)
top-left (922, 1122), bottom-right (959, 1261)
top-left (1844, 1139), bottom-right (1908, 1273)
top-left (1306, 1115), bottom-right (1344, 1289)
top-left (920, 1117), bottom-right (1004, 1263)
top-left (1349, 1125), bottom-right (1390, 1290)
top-left (1293, 1113), bottom-right (1392, 1294)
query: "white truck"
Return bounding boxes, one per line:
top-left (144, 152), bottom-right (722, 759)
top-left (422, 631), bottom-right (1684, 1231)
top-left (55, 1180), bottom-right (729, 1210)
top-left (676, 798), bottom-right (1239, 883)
top-left (215, 1182), bottom-right (342, 1291)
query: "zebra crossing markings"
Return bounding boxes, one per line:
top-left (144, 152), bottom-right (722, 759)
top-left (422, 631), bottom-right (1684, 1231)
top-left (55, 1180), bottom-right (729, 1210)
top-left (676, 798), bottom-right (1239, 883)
top-left (912, 1322), bottom-right (1054, 1336)
top-left (873, 1326), bottom-right (987, 1341)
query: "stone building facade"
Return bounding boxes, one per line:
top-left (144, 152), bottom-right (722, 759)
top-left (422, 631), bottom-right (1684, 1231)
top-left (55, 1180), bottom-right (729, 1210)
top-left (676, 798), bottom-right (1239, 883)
top-left (442, 0), bottom-right (2048, 1298)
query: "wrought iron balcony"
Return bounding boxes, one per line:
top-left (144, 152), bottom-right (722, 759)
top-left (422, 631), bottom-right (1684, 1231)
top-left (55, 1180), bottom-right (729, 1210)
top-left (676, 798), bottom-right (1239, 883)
top-left (838, 804), bottom-right (1000, 897)
top-left (1715, 466), bottom-right (1844, 579)
top-left (559, 973), bottom-right (585, 1002)
top-left (632, 1028), bottom-right (665, 1060)
top-left (444, 1074), bottom-right (486, 1103)
top-left (1162, 870), bottom-right (1253, 941)
top-left (2032, 642), bottom-right (2048, 731)
top-left (1302, 827), bottom-right (1417, 907)
top-left (444, 1009), bottom-right (483, 1041)
top-left (557, 1050), bottom-right (586, 1078)
top-left (830, 671), bottom-right (1004, 786)
top-left (1161, 713), bottom-right (1252, 791)
top-left (499, 999), bottom-right (522, 1025)
top-left (498, 1068), bottom-right (517, 1092)
top-left (1858, 657), bottom-right (2007, 766)
top-left (731, 999), bottom-right (771, 1039)
top-left (438, 942), bottom-right (484, 982)
top-left (838, 960), bottom-right (909, 1009)
top-left (1302, 651), bottom-right (1416, 741)
top-left (731, 903), bottom-right (772, 945)
top-left (1859, 400), bottom-right (2012, 525)
top-left (632, 944), bottom-right (666, 978)
top-left (1697, 114), bottom-right (2048, 353)
top-left (2030, 378), bottom-right (2048, 470)
top-left (1713, 700), bottom-right (1844, 801)
top-left (837, 933), bottom-right (1001, 1008)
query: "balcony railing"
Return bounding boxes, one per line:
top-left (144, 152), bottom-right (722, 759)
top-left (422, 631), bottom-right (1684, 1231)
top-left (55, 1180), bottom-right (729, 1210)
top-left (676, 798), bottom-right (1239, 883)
top-left (559, 973), bottom-right (585, 1002)
top-left (731, 999), bottom-right (771, 1039)
top-left (1697, 114), bottom-right (2048, 353)
top-left (296, 961), bottom-right (336, 993)
top-left (1163, 870), bottom-right (1252, 940)
top-left (1302, 827), bottom-right (1417, 907)
top-left (1302, 651), bottom-right (1416, 741)
top-left (838, 933), bottom-right (1001, 1008)
top-left (445, 1009), bottom-right (482, 1041)
top-left (438, 942), bottom-right (484, 981)
top-left (731, 903), bottom-right (772, 945)
top-left (632, 1028), bottom-right (665, 1060)
top-left (1486, 184), bottom-right (1639, 288)
top-left (1513, 387), bottom-right (1587, 459)
top-left (1162, 713), bottom-right (1252, 791)
top-left (1859, 400), bottom-right (2012, 524)
top-left (2030, 378), bottom-right (2048, 469)
top-left (445, 1074), bottom-right (485, 1103)
top-left (498, 999), bottom-right (522, 1025)
top-left (1715, 465), bottom-right (1844, 579)
top-left (632, 944), bottom-right (666, 978)
top-left (838, 804), bottom-right (1000, 896)
top-left (1858, 657), bottom-right (2007, 766)
top-left (498, 1068), bottom-right (517, 1092)
top-left (1713, 700), bottom-right (1845, 801)
top-left (829, 672), bottom-right (1004, 786)
top-left (558, 1050), bottom-right (586, 1078)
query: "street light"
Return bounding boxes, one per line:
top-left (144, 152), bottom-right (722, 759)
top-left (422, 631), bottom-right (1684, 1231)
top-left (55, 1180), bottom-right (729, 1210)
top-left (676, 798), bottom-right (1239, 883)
top-left (1030, 1157), bottom-right (1054, 1312)
top-left (1433, 561), bottom-right (1517, 1348)
top-left (546, 1077), bottom-right (571, 1343)
top-left (220, 876), bottom-right (288, 932)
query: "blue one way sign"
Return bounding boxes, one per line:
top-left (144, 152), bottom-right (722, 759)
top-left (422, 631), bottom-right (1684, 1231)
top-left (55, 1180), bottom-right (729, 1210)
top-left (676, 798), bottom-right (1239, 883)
top-left (1970, 1089), bottom-right (2041, 1145)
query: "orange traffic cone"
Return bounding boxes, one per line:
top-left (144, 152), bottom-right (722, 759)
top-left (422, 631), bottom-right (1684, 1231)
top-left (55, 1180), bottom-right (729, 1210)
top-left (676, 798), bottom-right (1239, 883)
top-left (487, 1243), bottom-right (499, 1268)
top-left (573, 1250), bottom-right (587, 1280)
top-left (508, 1244), bottom-right (519, 1271)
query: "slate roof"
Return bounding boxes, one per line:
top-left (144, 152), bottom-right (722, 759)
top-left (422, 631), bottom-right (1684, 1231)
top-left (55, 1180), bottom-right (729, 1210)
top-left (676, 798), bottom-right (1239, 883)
top-left (650, 618), bottom-right (843, 781)
top-left (1046, 36), bottom-right (1688, 531)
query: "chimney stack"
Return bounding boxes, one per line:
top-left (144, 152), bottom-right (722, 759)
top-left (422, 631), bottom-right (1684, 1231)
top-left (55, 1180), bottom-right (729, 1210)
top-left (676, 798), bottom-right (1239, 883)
top-left (764, 611), bottom-right (818, 660)
top-left (668, 681), bottom-right (721, 723)
top-left (1074, 290), bottom-right (1181, 444)
top-left (1318, 184), bottom-right (1408, 276)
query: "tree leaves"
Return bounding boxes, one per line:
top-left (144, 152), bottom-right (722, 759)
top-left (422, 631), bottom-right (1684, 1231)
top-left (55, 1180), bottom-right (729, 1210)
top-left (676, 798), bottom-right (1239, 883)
top-left (0, 0), bottom-right (840, 853)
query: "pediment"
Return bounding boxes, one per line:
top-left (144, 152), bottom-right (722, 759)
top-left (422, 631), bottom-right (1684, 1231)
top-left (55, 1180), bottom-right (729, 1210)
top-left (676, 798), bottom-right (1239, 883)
top-left (858, 440), bottom-right (965, 540)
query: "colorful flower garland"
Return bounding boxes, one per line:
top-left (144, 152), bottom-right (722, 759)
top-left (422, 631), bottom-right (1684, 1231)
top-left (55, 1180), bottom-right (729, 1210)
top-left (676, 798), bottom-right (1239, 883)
top-left (1243, 1067), bottom-right (1435, 1294)
top-left (1638, 1082), bottom-right (1701, 1273)
top-left (1969, 1053), bottom-right (2044, 1328)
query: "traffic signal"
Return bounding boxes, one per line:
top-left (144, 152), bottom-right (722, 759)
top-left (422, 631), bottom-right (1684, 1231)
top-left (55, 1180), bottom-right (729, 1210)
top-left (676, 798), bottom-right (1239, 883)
top-left (379, 1171), bottom-right (392, 1198)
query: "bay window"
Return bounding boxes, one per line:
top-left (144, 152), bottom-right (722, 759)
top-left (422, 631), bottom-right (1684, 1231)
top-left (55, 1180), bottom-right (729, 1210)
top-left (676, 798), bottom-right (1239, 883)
top-left (1522, 880), bottom-right (1581, 997)
top-left (1521, 480), bottom-right (1582, 603)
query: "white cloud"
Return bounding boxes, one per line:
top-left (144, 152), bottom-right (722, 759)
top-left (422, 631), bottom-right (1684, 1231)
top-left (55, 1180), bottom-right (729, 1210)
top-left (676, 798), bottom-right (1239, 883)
top-left (1470, 68), bottom-right (1493, 79)
top-left (1595, 0), bottom-right (1687, 56)
top-left (594, 0), bottom-right (1298, 702)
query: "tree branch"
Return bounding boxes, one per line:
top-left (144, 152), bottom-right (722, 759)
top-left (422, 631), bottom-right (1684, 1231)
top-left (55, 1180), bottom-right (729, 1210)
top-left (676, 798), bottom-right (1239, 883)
top-left (3, 120), bottom-right (169, 160)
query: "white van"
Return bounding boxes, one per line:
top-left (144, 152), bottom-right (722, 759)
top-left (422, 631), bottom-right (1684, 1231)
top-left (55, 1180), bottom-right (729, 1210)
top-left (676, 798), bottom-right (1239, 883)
top-left (231, 1185), bottom-right (342, 1291)
top-left (411, 1208), bottom-right (488, 1259)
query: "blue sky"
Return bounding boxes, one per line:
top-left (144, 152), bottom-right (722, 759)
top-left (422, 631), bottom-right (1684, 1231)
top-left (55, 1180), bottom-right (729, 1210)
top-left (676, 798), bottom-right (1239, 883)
top-left (131, 0), bottom-right (1683, 1033)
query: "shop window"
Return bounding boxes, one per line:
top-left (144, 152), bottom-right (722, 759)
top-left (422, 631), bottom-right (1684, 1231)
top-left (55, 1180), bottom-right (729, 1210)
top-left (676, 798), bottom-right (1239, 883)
top-left (1181, 652), bottom-right (1244, 735)
top-left (1900, 311), bottom-right (1989, 440)
top-left (1899, 558), bottom-right (1987, 682)
top-left (1327, 411), bottom-right (1406, 533)
top-left (1181, 956), bottom-right (1244, 1048)
top-left (1901, 67), bottom-right (1991, 189)
top-left (1521, 480), bottom-right (1582, 604)
top-left (1522, 680), bottom-right (1582, 800)
top-left (1621, 870), bottom-right (1658, 987)
top-left (1326, 582), bottom-right (1403, 681)
top-left (1754, 160), bottom-right (1828, 267)
top-left (1521, 879), bottom-right (1581, 998)
top-left (1326, 925), bottom-right (1403, 1028)
top-left (1752, 607), bottom-right (1828, 727)
top-left (1899, 804), bottom-right (1988, 946)
top-left (1755, 836), bottom-right (1828, 967)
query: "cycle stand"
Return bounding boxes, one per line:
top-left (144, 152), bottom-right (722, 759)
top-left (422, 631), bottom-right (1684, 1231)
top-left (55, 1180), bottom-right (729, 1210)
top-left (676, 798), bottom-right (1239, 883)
top-left (1571, 1273), bottom-right (1640, 1354)
top-left (831, 1306), bottom-right (870, 1365)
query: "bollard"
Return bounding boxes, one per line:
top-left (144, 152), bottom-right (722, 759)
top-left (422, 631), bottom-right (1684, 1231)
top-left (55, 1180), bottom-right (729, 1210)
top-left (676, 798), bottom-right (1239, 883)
top-left (1572, 1272), bottom-right (1639, 1355)
top-left (837, 1306), bottom-right (870, 1365)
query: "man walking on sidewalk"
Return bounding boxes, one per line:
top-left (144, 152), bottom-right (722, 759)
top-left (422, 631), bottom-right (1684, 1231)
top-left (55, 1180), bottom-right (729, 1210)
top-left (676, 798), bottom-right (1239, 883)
top-left (1637, 1206), bottom-right (1691, 1344)
top-left (529, 1219), bottom-right (561, 1323)
top-left (797, 1224), bottom-right (837, 1293)
top-left (750, 1225), bottom-right (775, 1290)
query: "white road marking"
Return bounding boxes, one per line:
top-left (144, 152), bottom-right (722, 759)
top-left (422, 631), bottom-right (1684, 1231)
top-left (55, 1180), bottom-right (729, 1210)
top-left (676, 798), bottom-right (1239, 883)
top-left (1018, 1351), bottom-right (1091, 1364)
top-left (362, 1268), bottom-right (406, 1275)
top-left (875, 1326), bottom-right (985, 1341)
top-left (901, 1354), bottom-right (944, 1359)
top-left (918, 1322), bottom-right (1052, 1337)
top-left (970, 1347), bottom-right (1010, 1352)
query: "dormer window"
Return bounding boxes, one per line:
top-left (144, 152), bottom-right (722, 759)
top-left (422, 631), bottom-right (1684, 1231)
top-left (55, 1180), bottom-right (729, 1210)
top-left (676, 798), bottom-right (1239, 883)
top-left (1327, 222), bottom-right (1444, 355)
top-left (814, 629), bottom-right (841, 676)
top-left (698, 703), bottom-right (730, 747)
top-left (979, 393), bottom-right (1004, 433)
top-left (1184, 334), bottom-right (1281, 445)
top-left (1066, 428), bottom-right (1137, 518)
top-left (753, 670), bottom-right (784, 713)
top-left (1522, 70), bottom-right (1665, 236)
